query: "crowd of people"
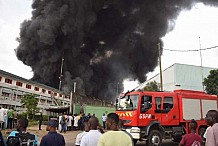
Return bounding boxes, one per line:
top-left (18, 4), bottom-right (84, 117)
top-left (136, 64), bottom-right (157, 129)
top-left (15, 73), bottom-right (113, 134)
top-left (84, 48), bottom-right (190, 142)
top-left (57, 112), bottom-right (108, 134)
top-left (0, 107), bottom-right (18, 130)
top-left (0, 110), bottom-right (217, 146)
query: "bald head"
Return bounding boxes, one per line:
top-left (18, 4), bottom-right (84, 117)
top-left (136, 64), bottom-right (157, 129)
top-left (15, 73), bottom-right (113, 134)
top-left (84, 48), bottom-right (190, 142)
top-left (88, 117), bottom-right (99, 130)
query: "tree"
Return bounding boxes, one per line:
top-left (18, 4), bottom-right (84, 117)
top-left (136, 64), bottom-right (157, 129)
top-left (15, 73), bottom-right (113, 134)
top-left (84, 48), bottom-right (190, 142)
top-left (143, 81), bottom-right (160, 91)
top-left (203, 69), bottom-right (218, 95)
top-left (21, 93), bottom-right (39, 119)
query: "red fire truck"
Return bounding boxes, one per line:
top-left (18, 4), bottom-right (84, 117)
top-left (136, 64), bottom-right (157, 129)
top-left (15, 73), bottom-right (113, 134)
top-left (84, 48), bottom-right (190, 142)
top-left (115, 90), bottom-right (218, 146)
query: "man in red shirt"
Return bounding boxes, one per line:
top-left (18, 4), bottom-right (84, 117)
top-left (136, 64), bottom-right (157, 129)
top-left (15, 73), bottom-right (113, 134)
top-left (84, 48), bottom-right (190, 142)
top-left (179, 119), bottom-right (202, 146)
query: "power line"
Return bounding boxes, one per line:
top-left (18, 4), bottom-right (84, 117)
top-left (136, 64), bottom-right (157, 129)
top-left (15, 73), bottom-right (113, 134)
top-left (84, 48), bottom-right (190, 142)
top-left (163, 45), bottom-right (218, 52)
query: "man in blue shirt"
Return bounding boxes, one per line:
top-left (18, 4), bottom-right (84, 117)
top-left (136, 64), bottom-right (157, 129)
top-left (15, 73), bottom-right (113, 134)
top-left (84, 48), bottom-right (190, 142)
top-left (40, 120), bottom-right (65, 146)
top-left (7, 118), bottom-right (38, 146)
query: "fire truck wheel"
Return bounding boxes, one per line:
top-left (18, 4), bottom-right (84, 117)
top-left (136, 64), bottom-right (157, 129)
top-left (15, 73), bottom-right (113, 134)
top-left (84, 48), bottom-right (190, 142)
top-left (147, 130), bottom-right (162, 146)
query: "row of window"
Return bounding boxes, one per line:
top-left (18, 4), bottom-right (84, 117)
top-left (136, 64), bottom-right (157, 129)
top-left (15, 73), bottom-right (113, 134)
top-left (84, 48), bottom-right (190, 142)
top-left (0, 76), bottom-right (67, 98)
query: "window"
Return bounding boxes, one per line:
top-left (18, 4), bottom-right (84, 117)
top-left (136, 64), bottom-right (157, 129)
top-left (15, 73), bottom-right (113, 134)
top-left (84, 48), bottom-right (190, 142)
top-left (155, 97), bottom-right (162, 113)
top-left (42, 89), bottom-right (46, 93)
top-left (26, 84), bottom-right (31, 89)
top-left (16, 81), bottom-right (23, 87)
top-left (116, 95), bottom-right (139, 111)
top-left (34, 87), bottom-right (39, 91)
top-left (59, 94), bottom-right (62, 97)
top-left (163, 97), bottom-right (173, 112)
top-left (54, 92), bottom-right (57, 96)
top-left (0, 76), bottom-right (2, 81)
top-left (5, 78), bottom-right (12, 84)
top-left (48, 91), bottom-right (51, 94)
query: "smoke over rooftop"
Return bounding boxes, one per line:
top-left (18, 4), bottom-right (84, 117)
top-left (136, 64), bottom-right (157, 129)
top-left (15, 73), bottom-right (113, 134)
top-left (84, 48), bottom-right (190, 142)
top-left (16, 0), bottom-right (218, 101)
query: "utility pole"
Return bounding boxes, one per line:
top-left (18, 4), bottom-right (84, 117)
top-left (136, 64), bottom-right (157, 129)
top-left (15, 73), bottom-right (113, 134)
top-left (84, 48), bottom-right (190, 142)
top-left (59, 54), bottom-right (64, 91)
top-left (70, 91), bottom-right (73, 113)
top-left (199, 37), bottom-right (204, 91)
top-left (158, 43), bottom-right (163, 91)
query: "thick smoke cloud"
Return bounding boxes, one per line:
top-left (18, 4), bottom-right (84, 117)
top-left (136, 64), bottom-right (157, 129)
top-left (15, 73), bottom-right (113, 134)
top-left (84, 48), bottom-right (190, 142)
top-left (16, 0), bottom-right (218, 101)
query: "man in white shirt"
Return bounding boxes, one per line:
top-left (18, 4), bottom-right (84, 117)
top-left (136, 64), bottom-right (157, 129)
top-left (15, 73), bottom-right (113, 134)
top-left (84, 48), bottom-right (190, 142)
top-left (80, 117), bottom-right (102, 146)
top-left (102, 113), bottom-right (107, 129)
top-left (74, 114), bottom-right (79, 130)
top-left (67, 114), bottom-right (73, 131)
top-left (75, 118), bottom-right (89, 146)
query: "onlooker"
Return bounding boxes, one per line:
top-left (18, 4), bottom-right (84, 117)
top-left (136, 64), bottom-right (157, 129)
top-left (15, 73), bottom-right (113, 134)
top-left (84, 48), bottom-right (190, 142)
top-left (60, 114), bottom-right (67, 133)
top-left (75, 118), bottom-right (89, 146)
top-left (13, 110), bottom-right (18, 129)
top-left (79, 114), bottom-right (86, 130)
top-left (67, 114), bottom-right (73, 131)
top-left (87, 113), bottom-right (91, 119)
top-left (102, 113), bottom-right (107, 129)
top-left (0, 107), bottom-right (5, 130)
top-left (80, 117), bottom-right (102, 146)
top-left (97, 113), bottom-right (133, 146)
top-left (203, 126), bottom-right (211, 139)
top-left (74, 114), bottom-right (79, 130)
top-left (7, 118), bottom-right (38, 146)
top-left (205, 110), bottom-right (218, 146)
top-left (40, 120), bottom-right (65, 146)
top-left (7, 107), bottom-right (14, 129)
top-left (179, 119), bottom-right (202, 146)
top-left (38, 113), bottom-right (43, 130)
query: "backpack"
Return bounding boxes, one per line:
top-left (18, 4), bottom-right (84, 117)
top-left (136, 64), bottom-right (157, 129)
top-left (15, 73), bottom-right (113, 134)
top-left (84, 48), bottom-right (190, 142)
top-left (7, 132), bottom-right (35, 146)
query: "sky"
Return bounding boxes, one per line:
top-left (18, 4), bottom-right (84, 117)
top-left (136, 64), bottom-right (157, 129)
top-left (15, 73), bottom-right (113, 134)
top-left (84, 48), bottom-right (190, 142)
top-left (0, 1), bottom-right (218, 92)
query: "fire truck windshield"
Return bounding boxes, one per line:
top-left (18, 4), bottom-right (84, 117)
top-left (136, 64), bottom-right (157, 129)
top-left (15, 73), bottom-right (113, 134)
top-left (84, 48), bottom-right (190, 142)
top-left (116, 94), bottom-right (138, 111)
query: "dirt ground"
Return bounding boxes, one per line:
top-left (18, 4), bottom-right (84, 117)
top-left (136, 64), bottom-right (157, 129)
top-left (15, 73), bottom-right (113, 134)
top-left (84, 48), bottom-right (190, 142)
top-left (2, 125), bottom-right (80, 146)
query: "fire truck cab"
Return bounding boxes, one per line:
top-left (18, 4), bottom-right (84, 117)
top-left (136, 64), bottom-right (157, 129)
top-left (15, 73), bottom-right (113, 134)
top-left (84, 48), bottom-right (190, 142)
top-left (115, 90), bottom-right (218, 146)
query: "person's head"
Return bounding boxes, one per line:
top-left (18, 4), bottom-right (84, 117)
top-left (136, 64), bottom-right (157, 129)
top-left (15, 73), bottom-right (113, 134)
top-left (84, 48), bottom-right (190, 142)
top-left (189, 119), bottom-right (198, 132)
top-left (103, 113), bottom-right (105, 116)
top-left (106, 113), bottom-right (119, 130)
top-left (46, 120), bottom-right (58, 131)
top-left (17, 118), bottom-right (28, 132)
top-left (88, 117), bottom-right (99, 130)
top-left (84, 117), bottom-right (90, 132)
top-left (205, 110), bottom-right (218, 126)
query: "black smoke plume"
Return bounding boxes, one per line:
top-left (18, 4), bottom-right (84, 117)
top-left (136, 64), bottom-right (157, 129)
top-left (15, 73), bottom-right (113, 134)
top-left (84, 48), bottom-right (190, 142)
top-left (16, 0), bottom-right (218, 101)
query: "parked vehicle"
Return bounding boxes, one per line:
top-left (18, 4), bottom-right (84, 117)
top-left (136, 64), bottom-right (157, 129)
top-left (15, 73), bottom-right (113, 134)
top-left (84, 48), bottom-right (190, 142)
top-left (115, 90), bottom-right (218, 146)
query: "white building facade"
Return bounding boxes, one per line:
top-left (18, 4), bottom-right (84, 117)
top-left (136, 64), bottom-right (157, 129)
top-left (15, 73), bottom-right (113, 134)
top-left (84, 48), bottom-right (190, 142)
top-left (144, 63), bottom-right (217, 91)
top-left (0, 69), bottom-right (70, 112)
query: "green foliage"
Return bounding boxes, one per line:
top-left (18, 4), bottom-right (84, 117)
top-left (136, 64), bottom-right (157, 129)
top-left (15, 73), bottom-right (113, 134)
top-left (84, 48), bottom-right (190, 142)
top-left (143, 81), bottom-right (160, 91)
top-left (28, 120), bottom-right (39, 127)
top-left (21, 93), bottom-right (39, 119)
top-left (203, 69), bottom-right (218, 95)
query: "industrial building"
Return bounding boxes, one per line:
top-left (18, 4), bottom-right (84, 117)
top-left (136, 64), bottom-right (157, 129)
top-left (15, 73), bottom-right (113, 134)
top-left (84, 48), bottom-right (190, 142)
top-left (0, 69), bottom-right (70, 112)
top-left (143, 63), bottom-right (217, 91)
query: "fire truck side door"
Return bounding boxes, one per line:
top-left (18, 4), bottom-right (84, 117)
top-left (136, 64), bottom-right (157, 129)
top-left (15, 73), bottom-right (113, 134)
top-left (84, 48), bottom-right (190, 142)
top-left (161, 96), bottom-right (179, 125)
top-left (154, 97), bottom-right (163, 122)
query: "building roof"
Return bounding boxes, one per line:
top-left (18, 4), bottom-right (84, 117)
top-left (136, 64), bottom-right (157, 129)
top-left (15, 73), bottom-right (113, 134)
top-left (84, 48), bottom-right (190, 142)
top-left (0, 69), bottom-right (67, 95)
top-left (136, 63), bottom-right (217, 90)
